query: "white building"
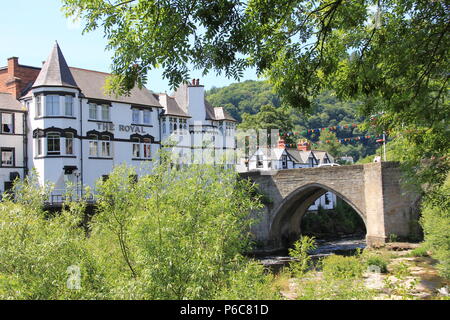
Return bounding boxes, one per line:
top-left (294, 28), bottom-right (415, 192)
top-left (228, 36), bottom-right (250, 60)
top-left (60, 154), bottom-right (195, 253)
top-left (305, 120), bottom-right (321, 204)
top-left (0, 93), bottom-right (27, 193)
top-left (0, 43), bottom-right (236, 200)
top-left (239, 139), bottom-right (337, 211)
top-left (157, 79), bottom-right (237, 168)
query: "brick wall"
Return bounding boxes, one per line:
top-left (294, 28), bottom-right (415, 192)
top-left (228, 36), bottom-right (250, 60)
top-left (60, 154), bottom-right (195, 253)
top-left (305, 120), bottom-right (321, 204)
top-left (0, 57), bottom-right (40, 99)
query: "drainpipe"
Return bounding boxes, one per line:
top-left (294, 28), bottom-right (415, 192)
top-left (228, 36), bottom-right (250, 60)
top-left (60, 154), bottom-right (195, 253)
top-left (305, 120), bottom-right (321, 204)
top-left (79, 96), bottom-right (83, 197)
top-left (23, 108), bottom-right (28, 176)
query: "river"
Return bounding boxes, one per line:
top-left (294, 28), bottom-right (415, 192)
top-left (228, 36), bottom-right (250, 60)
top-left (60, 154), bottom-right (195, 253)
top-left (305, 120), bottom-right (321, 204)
top-left (256, 235), bottom-right (366, 272)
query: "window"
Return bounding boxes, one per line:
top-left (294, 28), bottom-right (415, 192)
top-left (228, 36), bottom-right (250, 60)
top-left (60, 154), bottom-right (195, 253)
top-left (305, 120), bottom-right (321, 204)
top-left (162, 120), bottom-right (167, 134)
top-left (132, 109), bottom-right (140, 123)
top-left (143, 110), bottom-right (151, 124)
top-left (89, 103), bottom-right (97, 120)
top-left (65, 96), bottom-right (74, 116)
top-left (101, 136), bottom-right (111, 157)
top-left (282, 155), bottom-right (288, 169)
top-left (36, 138), bottom-right (43, 156)
top-left (1, 113), bottom-right (13, 133)
top-left (1, 148), bottom-right (14, 167)
top-left (47, 133), bottom-right (61, 155)
top-left (132, 138), bottom-right (140, 158)
top-left (169, 118), bottom-right (174, 133)
top-left (101, 105), bottom-right (110, 121)
top-left (143, 138), bottom-right (151, 158)
top-left (256, 155), bottom-right (263, 168)
top-left (65, 133), bottom-right (74, 155)
top-left (36, 96), bottom-right (42, 117)
top-left (89, 134), bottom-right (98, 156)
top-left (45, 95), bottom-right (60, 116)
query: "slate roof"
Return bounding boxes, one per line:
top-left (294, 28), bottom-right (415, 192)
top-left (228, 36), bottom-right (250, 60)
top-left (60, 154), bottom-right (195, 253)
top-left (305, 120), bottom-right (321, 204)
top-left (0, 92), bottom-right (25, 111)
top-left (32, 43), bottom-right (78, 89)
top-left (159, 94), bottom-right (190, 118)
top-left (69, 67), bottom-right (161, 107)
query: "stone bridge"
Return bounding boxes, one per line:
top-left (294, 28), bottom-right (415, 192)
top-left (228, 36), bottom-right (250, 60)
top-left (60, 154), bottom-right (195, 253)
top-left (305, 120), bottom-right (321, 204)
top-left (240, 162), bottom-right (419, 250)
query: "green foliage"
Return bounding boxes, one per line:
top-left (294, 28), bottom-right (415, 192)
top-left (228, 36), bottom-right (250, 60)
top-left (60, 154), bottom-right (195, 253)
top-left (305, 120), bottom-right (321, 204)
top-left (364, 255), bottom-right (388, 273)
top-left (296, 276), bottom-right (375, 300)
top-left (63, 0), bottom-right (449, 185)
top-left (408, 246), bottom-right (429, 258)
top-left (0, 175), bottom-right (107, 299)
top-left (288, 236), bottom-right (317, 277)
top-left (214, 260), bottom-right (280, 300)
top-left (207, 80), bottom-right (281, 122)
top-left (301, 200), bottom-right (366, 238)
top-left (0, 157), bottom-right (274, 299)
top-left (321, 255), bottom-right (365, 280)
top-left (208, 82), bottom-right (379, 160)
top-left (384, 262), bottom-right (419, 299)
top-left (420, 173), bottom-right (450, 279)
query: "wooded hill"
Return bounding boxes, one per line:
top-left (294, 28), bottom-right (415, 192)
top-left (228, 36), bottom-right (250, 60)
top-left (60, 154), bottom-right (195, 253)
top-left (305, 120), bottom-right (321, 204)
top-left (206, 80), bottom-right (381, 162)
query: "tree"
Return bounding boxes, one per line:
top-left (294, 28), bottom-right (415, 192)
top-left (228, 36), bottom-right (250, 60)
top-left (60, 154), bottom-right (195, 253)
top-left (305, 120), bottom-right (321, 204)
top-left (61, 1), bottom-right (448, 123)
top-left (62, 1), bottom-right (448, 174)
top-left (239, 104), bottom-right (293, 132)
top-left (317, 130), bottom-right (342, 158)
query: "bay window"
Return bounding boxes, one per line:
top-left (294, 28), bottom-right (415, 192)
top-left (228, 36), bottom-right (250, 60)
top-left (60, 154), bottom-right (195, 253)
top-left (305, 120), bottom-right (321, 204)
top-left (47, 132), bottom-right (61, 155)
top-left (45, 95), bottom-right (60, 116)
top-left (65, 133), bottom-right (74, 155)
top-left (65, 96), bottom-right (74, 116)
top-left (36, 138), bottom-right (43, 156)
top-left (36, 96), bottom-right (42, 117)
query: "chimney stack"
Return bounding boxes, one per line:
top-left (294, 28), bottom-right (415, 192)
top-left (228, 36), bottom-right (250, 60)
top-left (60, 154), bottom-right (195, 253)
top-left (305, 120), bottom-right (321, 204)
top-left (297, 139), bottom-right (311, 151)
top-left (7, 57), bottom-right (19, 76)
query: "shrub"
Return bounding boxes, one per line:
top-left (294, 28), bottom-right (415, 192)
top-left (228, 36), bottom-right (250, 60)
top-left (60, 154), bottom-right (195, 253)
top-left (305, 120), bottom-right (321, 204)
top-left (365, 255), bottom-right (388, 273)
top-left (288, 236), bottom-right (317, 276)
top-left (420, 173), bottom-right (450, 279)
top-left (409, 246), bottom-right (429, 257)
top-left (321, 255), bottom-right (365, 280)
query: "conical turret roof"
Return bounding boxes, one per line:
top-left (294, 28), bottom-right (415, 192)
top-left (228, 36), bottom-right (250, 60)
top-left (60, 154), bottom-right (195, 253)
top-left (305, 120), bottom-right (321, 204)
top-left (32, 42), bottom-right (78, 89)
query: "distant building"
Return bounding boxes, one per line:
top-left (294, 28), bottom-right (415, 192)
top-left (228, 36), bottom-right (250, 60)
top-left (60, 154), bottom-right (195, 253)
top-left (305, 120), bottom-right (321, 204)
top-left (238, 139), bottom-right (337, 211)
top-left (340, 155), bottom-right (354, 164)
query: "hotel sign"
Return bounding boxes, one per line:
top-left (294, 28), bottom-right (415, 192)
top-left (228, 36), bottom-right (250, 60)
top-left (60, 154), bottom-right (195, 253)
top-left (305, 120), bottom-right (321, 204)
top-left (96, 122), bottom-right (147, 133)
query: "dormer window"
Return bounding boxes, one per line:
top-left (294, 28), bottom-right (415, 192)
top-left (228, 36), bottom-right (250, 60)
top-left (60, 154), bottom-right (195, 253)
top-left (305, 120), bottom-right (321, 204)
top-left (45, 95), bottom-right (60, 116)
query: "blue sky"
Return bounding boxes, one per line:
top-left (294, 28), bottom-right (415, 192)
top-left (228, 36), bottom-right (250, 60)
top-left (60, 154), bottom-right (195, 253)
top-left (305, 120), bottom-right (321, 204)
top-left (0, 0), bottom-right (259, 93)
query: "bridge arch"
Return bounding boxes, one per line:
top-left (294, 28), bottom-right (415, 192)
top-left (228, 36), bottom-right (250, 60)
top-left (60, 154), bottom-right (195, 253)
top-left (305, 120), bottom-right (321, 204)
top-left (269, 183), bottom-right (367, 248)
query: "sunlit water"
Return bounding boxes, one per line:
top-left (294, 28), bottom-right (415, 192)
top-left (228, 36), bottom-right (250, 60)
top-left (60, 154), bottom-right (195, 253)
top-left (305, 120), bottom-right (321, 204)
top-left (255, 235), bottom-right (366, 272)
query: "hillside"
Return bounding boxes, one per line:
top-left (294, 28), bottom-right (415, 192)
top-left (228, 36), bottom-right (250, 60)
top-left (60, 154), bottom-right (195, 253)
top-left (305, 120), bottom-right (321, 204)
top-left (206, 80), bottom-right (381, 161)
